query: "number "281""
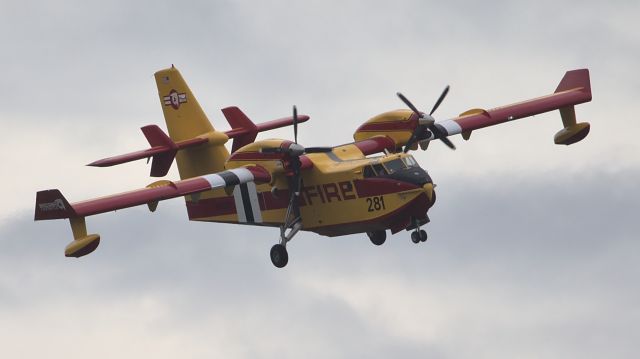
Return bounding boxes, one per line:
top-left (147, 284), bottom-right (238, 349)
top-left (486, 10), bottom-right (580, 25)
top-left (366, 196), bottom-right (386, 212)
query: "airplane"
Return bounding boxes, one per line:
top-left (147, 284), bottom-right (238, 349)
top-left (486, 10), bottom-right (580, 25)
top-left (34, 66), bottom-right (592, 268)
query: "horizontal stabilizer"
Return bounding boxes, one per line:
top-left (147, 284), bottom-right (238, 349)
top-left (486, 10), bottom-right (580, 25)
top-left (89, 109), bottom-right (311, 174)
top-left (222, 106), bottom-right (310, 152)
top-left (88, 125), bottom-right (208, 177)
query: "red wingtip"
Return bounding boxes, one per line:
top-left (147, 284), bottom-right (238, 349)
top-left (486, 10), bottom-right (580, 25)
top-left (555, 69), bottom-right (591, 100)
top-left (35, 189), bottom-right (77, 220)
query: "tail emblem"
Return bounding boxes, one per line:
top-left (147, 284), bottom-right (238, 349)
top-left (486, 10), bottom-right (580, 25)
top-left (163, 89), bottom-right (187, 110)
top-left (38, 199), bottom-right (66, 212)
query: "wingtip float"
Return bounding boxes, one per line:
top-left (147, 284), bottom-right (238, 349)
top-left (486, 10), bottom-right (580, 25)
top-left (35, 66), bottom-right (592, 267)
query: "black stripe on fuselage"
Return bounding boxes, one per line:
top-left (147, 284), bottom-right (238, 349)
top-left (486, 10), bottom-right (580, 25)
top-left (239, 183), bottom-right (254, 223)
top-left (218, 171), bottom-right (241, 186)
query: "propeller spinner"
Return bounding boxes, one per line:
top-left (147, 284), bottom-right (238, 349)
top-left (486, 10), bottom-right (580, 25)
top-left (397, 86), bottom-right (456, 152)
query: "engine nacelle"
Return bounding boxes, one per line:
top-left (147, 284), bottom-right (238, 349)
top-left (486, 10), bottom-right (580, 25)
top-left (353, 110), bottom-right (414, 150)
top-left (225, 139), bottom-right (290, 177)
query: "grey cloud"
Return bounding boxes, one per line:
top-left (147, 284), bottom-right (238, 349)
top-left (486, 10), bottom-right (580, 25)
top-left (2, 169), bottom-right (639, 358)
top-left (2, 1), bottom-right (639, 357)
top-left (3, 0), bottom-right (635, 127)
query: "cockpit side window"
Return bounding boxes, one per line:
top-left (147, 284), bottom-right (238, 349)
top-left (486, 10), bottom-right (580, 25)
top-left (372, 164), bottom-right (387, 175)
top-left (363, 166), bottom-right (376, 178)
top-left (364, 164), bottom-right (388, 177)
top-left (383, 159), bottom-right (406, 174)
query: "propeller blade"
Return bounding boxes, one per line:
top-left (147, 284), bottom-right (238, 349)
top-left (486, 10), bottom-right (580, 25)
top-left (440, 136), bottom-right (456, 150)
top-left (397, 92), bottom-right (422, 117)
top-left (260, 147), bottom-right (283, 154)
top-left (404, 125), bottom-right (422, 153)
top-left (293, 105), bottom-right (298, 144)
top-left (304, 147), bottom-right (333, 153)
top-left (429, 124), bottom-right (456, 150)
top-left (429, 85), bottom-right (450, 115)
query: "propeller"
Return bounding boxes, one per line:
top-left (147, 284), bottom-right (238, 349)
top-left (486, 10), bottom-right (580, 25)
top-left (260, 105), bottom-right (332, 157)
top-left (397, 86), bottom-right (456, 152)
top-left (293, 105), bottom-right (298, 144)
top-left (258, 106), bottom-right (334, 243)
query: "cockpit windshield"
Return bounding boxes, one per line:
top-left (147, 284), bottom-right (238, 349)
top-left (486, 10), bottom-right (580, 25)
top-left (402, 155), bottom-right (418, 168)
top-left (363, 156), bottom-right (421, 178)
top-left (383, 159), bottom-right (406, 174)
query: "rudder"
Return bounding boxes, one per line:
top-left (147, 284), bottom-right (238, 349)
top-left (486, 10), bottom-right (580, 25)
top-left (154, 66), bottom-right (229, 179)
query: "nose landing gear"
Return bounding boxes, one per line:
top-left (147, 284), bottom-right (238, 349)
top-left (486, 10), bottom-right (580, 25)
top-left (409, 216), bottom-right (429, 244)
top-left (411, 229), bottom-right (428, 243)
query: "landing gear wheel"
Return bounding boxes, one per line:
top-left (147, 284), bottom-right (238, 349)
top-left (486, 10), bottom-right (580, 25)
top-left (411, 231), bottom-right (421, 244)
top-left (270, 244), bottom-right (289, 268)
top-left (367, 231), bottom-right (387, 246)
top-left (419, 229), bottom-right (428, 242)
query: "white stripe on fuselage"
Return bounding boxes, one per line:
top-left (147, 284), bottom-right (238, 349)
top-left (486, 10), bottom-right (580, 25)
top-left (232, 186), bottom-right (247, 222)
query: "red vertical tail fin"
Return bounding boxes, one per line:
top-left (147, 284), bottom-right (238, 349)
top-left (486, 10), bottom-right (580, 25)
top-left (141, 125), bottom-right (178, 177)
top-left (222, 106), bottom-right (258, 152)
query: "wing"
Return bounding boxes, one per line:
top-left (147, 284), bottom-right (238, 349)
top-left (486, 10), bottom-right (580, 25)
top-left (352, 69), bottom-right (592, 150)
top-left (34, 166), bottom-right (271, 257)
top-left (434, 69), bottom-right (592, 145)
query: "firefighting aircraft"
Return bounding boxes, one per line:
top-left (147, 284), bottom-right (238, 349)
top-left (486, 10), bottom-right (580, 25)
top-left (34, 66), bottom-right (592, 267)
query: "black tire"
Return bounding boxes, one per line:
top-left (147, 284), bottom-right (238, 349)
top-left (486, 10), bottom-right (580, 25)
top-left (411, 231), bottom-right (420, 244)
top-left (367, 231), bottom-right (387, 246)
top-left (270, 244), bottom-right (288, 268)
top-left (419, 229), bottom-right (428, 242)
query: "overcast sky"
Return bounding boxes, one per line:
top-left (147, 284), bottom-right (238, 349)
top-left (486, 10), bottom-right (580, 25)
top-left (1, 1), bottom-right (639, 358)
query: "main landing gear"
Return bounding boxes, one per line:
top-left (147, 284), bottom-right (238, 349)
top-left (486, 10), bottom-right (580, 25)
top-left (270, 180), bottom-right (303, 268)
top-left (366, 227), bottom-right (427, 246)
top-left (270, 218), bottom-right (302, 268)
top-left (270, 244), bottom-right (288, 268)
top-left (367, 230), bottom-right (387, 246)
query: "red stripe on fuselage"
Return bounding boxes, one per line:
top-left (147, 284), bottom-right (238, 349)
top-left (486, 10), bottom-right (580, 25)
top-left (186, 178), bottom-right (422, 222)
top-left (310, 192), bottom-right (430, 236)
top-left (187, 196), bottom-right (236, 219)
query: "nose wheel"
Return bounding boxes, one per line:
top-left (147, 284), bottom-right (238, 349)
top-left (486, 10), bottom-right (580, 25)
top-left (270, 244), bottom-right (289, 268)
